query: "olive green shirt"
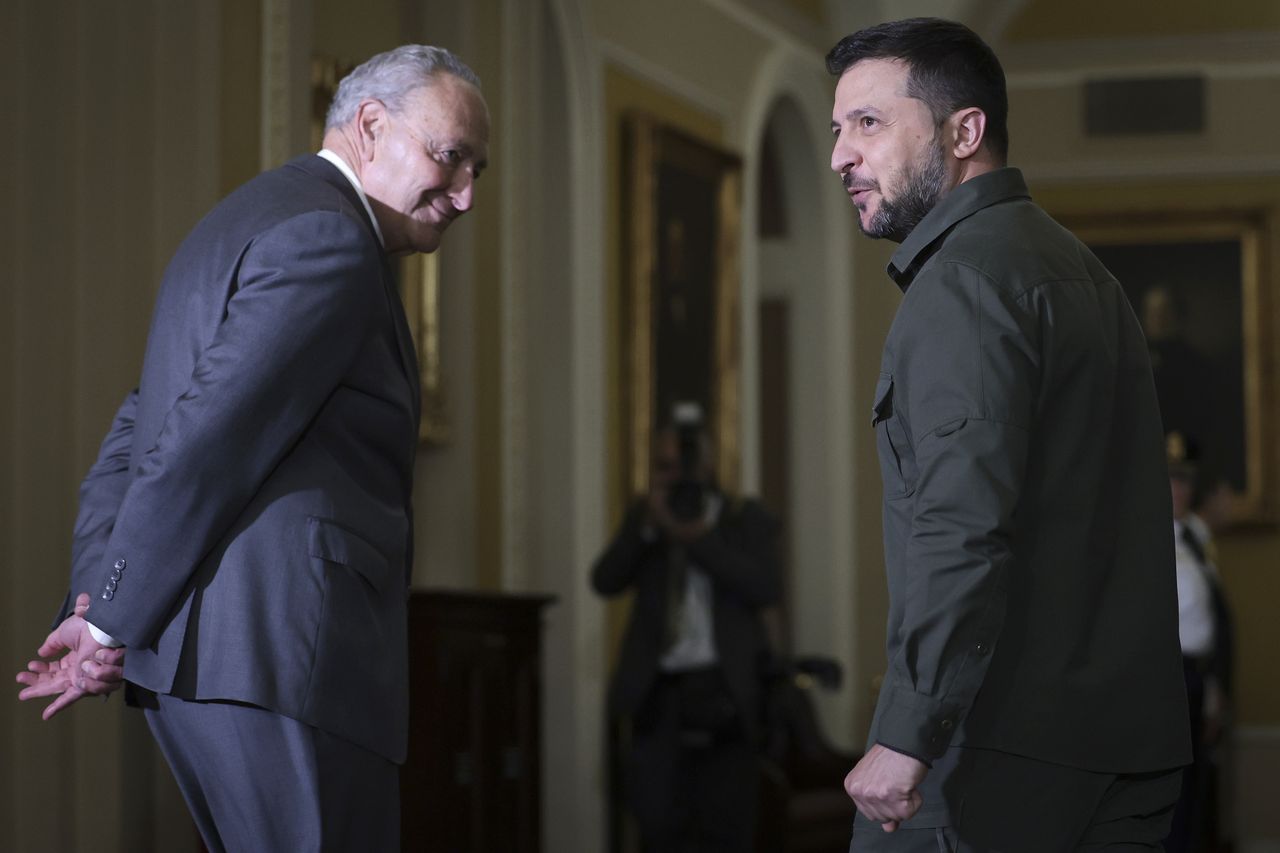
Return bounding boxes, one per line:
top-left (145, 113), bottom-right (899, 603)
top-left (870, 168), bottom-right (1190, 772)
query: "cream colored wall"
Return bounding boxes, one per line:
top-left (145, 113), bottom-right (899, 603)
top-left (745, 75), bottom-right (862, 748)
top-left (1, 2), bottom-right (252, 851)
top-left (483, 4), bottom-right (611, 850)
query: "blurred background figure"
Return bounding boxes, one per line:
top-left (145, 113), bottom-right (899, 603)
top-left (1167, 432), bottom-right (1237, 853)
top-left (592, 404), bottom-right (781, 852)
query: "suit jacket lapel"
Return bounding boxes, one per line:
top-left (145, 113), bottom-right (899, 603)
top-left (379, 253), bottom-right (423, 433)
top-left (289, 155), bottom-right (422, 436)
top-left (290, 154), bottom-right (382, 245)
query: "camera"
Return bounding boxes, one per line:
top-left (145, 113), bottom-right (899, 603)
top-left (666, 402), bottom-right (708, 523)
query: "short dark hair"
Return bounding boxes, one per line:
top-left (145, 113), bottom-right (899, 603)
top-left (826, 18), bottom-right (1009, 163)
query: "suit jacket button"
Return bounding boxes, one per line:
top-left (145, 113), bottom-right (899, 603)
top-left (107, 579), bottom-right (118, 591)
top-left (114, 559), bottom-right (126, 570)
top-left (102, 589), bottom-right (114, 601)
top-left (110, 570), bottom-right (122, 582)
top-left (941, 719), bottom-right (954, 730)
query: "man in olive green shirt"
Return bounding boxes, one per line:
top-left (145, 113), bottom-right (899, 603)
top-left (828, 18), bottom-right (1190, 850)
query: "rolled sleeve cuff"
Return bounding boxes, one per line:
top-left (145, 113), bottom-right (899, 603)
top-left (86, 621), bottom-right (124, 648)
top-left (874, 741), bottom-right (934, 769)
top-left (874, 684), bottom-right (961, 762)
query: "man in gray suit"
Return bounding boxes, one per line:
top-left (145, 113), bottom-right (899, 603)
top-left (15, 44), bottom-right (489, 851)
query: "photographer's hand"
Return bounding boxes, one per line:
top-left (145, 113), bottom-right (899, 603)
top-left (669, 517), bottom-right (710, 544)
top-left (648, 487), bottom-right (710, 544)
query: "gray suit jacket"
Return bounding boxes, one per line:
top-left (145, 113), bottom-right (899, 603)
top-left (62, 155), bottom-right (420, 763)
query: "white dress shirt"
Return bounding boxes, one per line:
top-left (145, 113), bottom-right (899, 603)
top-left (659, 494), bottom-right (723, 672)
top-left (317, 149), bottom-right (386, 248)
top-left (1173, 518), bottom-right (1216, 658)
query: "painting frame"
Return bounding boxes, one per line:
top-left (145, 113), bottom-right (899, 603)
top-left (623, 114), bottom-right (743, 498)
top-left (399, 252), bottom-right (450, 445)
top-left (1061, 211), bottom-right (1274, 526)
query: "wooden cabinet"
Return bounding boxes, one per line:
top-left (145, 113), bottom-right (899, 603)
top-left (402, 590), bottom-right (554, 852)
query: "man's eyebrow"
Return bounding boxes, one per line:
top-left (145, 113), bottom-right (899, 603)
top-left (832, 105), bottom-right (881, 129)
top-left (442, 140), bottom-right (489, 172)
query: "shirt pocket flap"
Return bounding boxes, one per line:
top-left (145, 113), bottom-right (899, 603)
top-left (872, 373), bottom-right (894, 425)
top-left (308, 517), bottom-right (392, 593)
top-left (932, 417), bottom-right (968, 437)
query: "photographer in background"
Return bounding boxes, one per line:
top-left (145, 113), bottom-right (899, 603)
top-left (592, 404), bottom-right (781, 852)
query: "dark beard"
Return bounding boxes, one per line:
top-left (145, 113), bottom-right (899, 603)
top-left (859, 142), bottom-right (947, 243)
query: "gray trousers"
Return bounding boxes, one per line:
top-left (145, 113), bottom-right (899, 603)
top-left (849, 747), bottom-right (1182, 852)
top-left (142, 691), bottom-right (399, 853)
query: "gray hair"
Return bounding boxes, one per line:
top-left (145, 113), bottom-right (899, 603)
top-left (324, 45), bottom-right (481, 131)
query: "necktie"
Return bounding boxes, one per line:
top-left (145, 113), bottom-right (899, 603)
top-left (1181, 524), bottom-right (1207, 565)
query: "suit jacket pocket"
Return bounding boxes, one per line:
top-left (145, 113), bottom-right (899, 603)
top-left (307, 516), bottom-right (394, 593)
top-left (303, 516), bottom-right (408, 762)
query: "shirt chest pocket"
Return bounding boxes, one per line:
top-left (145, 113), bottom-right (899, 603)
top-left (872, 373), bottom-right (917, 499)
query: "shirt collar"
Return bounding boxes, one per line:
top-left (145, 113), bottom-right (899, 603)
top-left (887, 167), bottom-right (1031, 292)
top-left (1185, 513), bottom-right (1211, 545)
top-left (317, 149), bottom-right (385, 249)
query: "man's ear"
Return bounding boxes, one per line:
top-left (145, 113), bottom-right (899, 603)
top-left (354, 99), bottom-right (389, 163)
top-left (949, 107), bottom-right (987, 161)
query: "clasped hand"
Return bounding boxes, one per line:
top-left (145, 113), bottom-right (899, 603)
top-left (15, 593), bottom-right (126, 720)
top-left (844, 743), bottom-right (929, 832)
top-left (647, 487), bottom-right (710, 544)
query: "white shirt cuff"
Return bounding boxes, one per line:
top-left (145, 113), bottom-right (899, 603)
top-left (86, 621), bottom-right (124, 648)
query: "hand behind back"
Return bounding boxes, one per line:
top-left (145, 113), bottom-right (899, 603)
top-left (15, 593), bottom-right (126, 720)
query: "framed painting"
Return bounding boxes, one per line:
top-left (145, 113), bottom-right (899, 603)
top-left (399, 252), bottom-right (449, 445)
top-left (1062, 213), bottom-right (1273, 524)
top-left (623, 114), bottom-right (743, 496)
